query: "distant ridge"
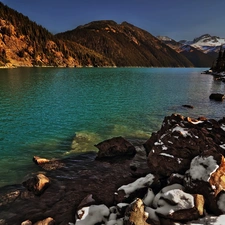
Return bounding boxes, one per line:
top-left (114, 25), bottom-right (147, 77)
top-left (56, 20), bottom-right (193, 67)
top-left (157, 36), bottom-right (216, 67)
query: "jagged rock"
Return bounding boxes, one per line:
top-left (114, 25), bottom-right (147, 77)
top-left (209, 93), bottom-right (225, 101)
top-left (95, 136), bottom-right (136, 160)
top-left (77, 194), bottom-right (95, 210)
top-left (124, 198), bottom-right (150, 225)
top-left (130, 145), bottom-right (151, 177)
top-left (155, 188), bottom-right (204, 221)
top-left (33, 217), bottom-right (55, 225)
top-left (33, 156), bottom-right (50, 164)
top-left (184, 150), bottom-right (225, 215)
top-left (145, 114), bottom-right (225, 177)
top-left (75, 204), bottom-right (109, 225)
top-left (115, 174), bottom-right (159, 204)
top-left (167, 173), bottom-right (184, 186)
top-left (22, 174), bottom-right (50, 196)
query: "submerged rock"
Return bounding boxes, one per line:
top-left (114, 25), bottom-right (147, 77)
top-left (95, 136), bottom-right (136, 160)
top-left (182, 104), bottom-right (194, 109)
top-left (33, 156), bottom-right (50, 165)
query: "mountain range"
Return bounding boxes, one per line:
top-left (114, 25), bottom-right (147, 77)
top-left (157, 34), bottom-right (225, 67)
top-left (0, 2), bottom-right (223, 68)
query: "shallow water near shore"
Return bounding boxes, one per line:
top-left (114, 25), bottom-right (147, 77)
top-left (0, 67), bottom-right (225, 187)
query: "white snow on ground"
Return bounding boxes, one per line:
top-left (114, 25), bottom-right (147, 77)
top-left (217, 193), bottom-right (225, 213)
top-left (76, 204), bottom-right (109, 225)
top-left (117, 203), bottom-right (129, 209)
top-left (154, 140), bottom-right (164, 145)
top-left (156, 189), bottom-right (194, 216)
top-left (106, 218), bottom-right (124, 225)
top-left (189, 120), bottom-right (204, 125)
top-left (152, 184), bottom-right (184, 208)
top-left (145, 206), bottom-right (159, 222)
top-left (184, 214), bottom-right (225, 225)
top-left (160, 153), bottom-right (174, 158)
top-left (142, 188), bottom-right (155, 206)
top-left (170, 173), bottom-right (184, 179)
top-left (172, 125), bottom-right (192, 137)
top-left (117, 174), bottom-right (155, 197)
top-left (188, 155), bottom-right (219, 182)
top-left (221, 124), bottom-right (225, 132)
top-left (213, 215), bottom-right (225, 225)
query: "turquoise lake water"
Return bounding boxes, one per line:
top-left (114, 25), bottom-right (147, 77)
top-left (0, 67), bottom-right (225, 187)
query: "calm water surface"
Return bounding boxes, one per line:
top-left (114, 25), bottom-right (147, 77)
top-left (0, 67), bottom-right (225, 187)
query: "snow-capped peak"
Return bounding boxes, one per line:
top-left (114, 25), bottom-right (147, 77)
top-left (157, 36), bottom-right (172, 41)
top-left (192, 34), bottom-right (225, 47)
top-left (180, 34), bottom-right (225, 53)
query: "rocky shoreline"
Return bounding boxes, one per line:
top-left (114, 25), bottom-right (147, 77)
top-left (1, 113), bottom-right (225, 225)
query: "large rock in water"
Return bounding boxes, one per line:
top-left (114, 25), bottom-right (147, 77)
top-left (95, 136), bottom-right (136, 160)
top-left (209, 93), bottom-right (225, 101)
top-left (144, 114), bottom-right (225, 177)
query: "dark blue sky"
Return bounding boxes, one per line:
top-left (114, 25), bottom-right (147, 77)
top-left (1, 0), bottom-right (225, 41)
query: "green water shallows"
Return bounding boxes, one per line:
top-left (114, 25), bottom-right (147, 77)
top-left (0, 67), bottom-right (224, 187)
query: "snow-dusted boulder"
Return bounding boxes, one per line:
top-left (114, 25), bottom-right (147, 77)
top-left (155, 189), bottom-right (204, 221)
top-left (115, 173), bottom-right (158, 203)
top-left (184, 150), bottom-right (225, 215)
top-left (145, 114), bottom-right (225, 177)
top-left (75, 204), bottom-right (110, 225)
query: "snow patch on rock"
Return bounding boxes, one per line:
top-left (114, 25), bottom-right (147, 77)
top-left (188, 156), bottom-right (219, 182)
top-left (118, 173), bottom-right (155, 197)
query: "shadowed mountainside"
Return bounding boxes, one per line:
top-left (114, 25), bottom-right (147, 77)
top-left (56, 20), bottom-right (193, 67)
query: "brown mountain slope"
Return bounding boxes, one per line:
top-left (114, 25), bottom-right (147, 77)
top-left (56, 20), bottom-right (193, 67)
top-left (0, 2), bottom-right (113, 67)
